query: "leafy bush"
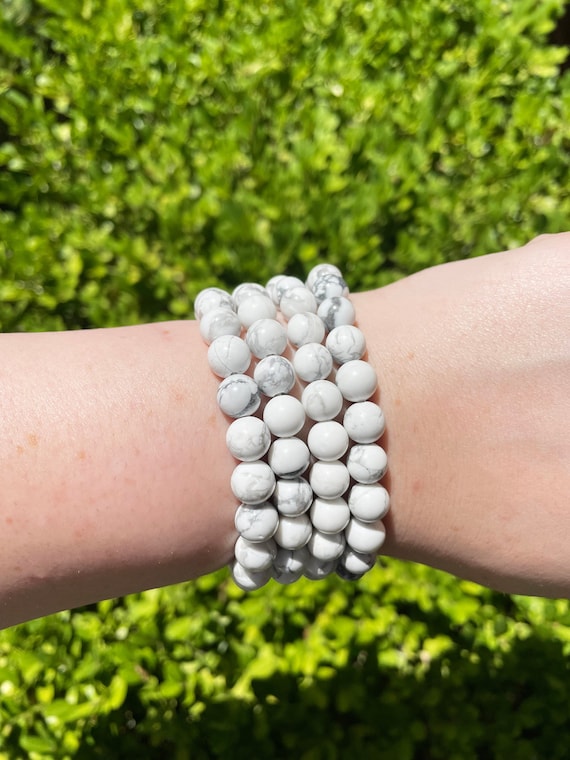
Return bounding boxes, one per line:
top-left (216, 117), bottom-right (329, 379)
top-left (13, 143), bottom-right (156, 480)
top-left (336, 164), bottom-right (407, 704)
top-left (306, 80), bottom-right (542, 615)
top-left (1, 0), bottom-right (569, 757)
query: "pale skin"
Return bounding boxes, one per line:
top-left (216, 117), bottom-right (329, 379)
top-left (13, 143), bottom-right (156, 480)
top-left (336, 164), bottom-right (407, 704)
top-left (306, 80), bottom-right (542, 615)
top-left (0, 233), bottom-right (568, 628)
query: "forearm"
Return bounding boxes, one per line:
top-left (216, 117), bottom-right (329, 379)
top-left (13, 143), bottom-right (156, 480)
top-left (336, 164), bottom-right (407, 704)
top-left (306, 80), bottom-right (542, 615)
top-left (0, 321), bottom-right (236, 627)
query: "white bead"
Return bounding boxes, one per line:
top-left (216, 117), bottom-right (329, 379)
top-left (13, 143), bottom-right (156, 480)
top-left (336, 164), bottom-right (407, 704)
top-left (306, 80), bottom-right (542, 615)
top-left (274, 514), bottom-right (313, 549)
top-left (335, 360), bottom-right (377, 402)
top-left (226, 416), bottom-right (271, 461)
top-left (303, 554), bottom-right (337, 580)
top-left (231, 561), bottom-right (271, 591)
top-left (199, 307), bottom-right (241, 344)
top-left (237, 294), bottom-right (277, 329)
top-left (317, 296), bottom-right (355, 331)
top-left (274, 275), bottom-right (304, 304)
top-left (235, 501), bottom-right (279, 541)
top-left (307, 420), bottom-right (348, 461)
top-left (308, 530), bottom-right (345, 561)
top-left (287, 312), bottom-right (326, 348)
top-left (268, 438), bottom-right (310, 479)
top-left (263, 394), bottom-right (305, 437)
top-left (340, 548), bottom-right (376, 575)
top-left (232, 282), bottom-right (267, 307)
top-left (194, 287), bottom-right (234, 320)
top-left (207, 335), bottom-right (251, 378)
top-left (217, 374), bottom-right (260, 418)
top-left (345, 517), bottom-right (386, 554)
top-left (347, 444), bottom-right (388, 484)
top-left (326, 325), bottom-right (366, 364)
top-left (305, 263), bottom-right (343, 290)
top-left (301, 380), bottom-right (343, 421)
top-left (231, 462), bottom-right (275, 504)
top-left (311, 273), bottom-right (349, 304)
top-left (266, 275), bottom-right (287, 305)
top-left (272, 547), bottom-right (309, 584)
top-left (310, 460), bottom-right (350, 499)
top-left (310, 496), bottom-right (351, 534)
top-left (279, 286), bottom-right (318, 319)
top-left (348, 483), bottom-right (390, 522)
top-left (246, 318), bottom-right (287, 358)
top-left (343, 401), bottom-right (385, 443)
top-left (234, 536), bottom-right (277, 571)
top-left (293, 343), bottom-right (333, 382)
top-left (272, 477), bottom-right (313, 516)
top-left (254, 355), bottom-right (296, 397)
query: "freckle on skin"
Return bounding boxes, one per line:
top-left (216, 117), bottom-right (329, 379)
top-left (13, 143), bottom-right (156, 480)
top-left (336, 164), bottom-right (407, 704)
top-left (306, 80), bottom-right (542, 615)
top-left (5, 517), bottom-right (13, 525)
top-left (77, 450), bottom-right (87, 461)
top-left (16, 445), bottom-right (24, 455)
top-left (27, 433), bottom-right (38, 447)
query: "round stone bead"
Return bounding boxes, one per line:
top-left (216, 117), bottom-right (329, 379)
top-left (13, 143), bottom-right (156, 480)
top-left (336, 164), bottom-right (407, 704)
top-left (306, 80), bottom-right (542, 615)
top-left (293, 342), bottom-right (333, 382)
top-left (232, 282), bottom-right (267, 307)
top-left (246, 318), bottom-right (287, 358)
top-left (307, 420), bottom-right (349, 461)
top-left (346, 444), bottom-right (388, 484)
top-left (199, 307), bottom-right (241, 345)
top-left (194, 287), bottom-right (234, 320)
top-left (268, 437), bottom-right (310, 479)
top-left (234, 536), bottom-right (277, 572)
top-left (231, 462), bottom-right (276, 504)
top-left (348, 483), bottom-right (390, 522)
top-left (274, 514), bottom-right (313, 550)
top-left (311, 273), bottom-right (349, 304)
top-left (308, 529), bottom-right (345, 561)
top-left (272, 477), bottom-right (313, 516)
top-left (237, 294), bottom-right (277, 329)
top-left (217, 374), bottom-right (260, 418)
top-left (335, 360), bottom-right (377, 402)
top-left (287, 312), bottom-right (326, 348)
top-left (335, 564), bottom-right (365, 582)
top-left (266, 275), bottom-right (287, 305)
top-left (231, 561), bottom-right (271, 591)
top-left (274, 275), bottom-right (305, 305)
top-left (254, 355), bottom-right (296, 397)
top-left (345, 517), bottom-right (386, 554)
top-left (343, 401), bottom-right (385, 443)
top-left (305, 263), bottom-right (343, 290)
top-left (272, 547), bottom-right (309, 584)
top-left (263, 394), bottom-right (305, 437)
top-left (326, 325), bottom-right (366, 364)
top-left (226, 416), bottom-right (271, 462)
top-left (310, 460), bottom-right (350, 499)
top-left (301, 380), bottom-right (343, 421)
top-left (235, 501), bottom-right (279, 542)
top-left (317, 296), bottom-right (355, 332)
top-left (207, 335), bottom-right (251, 378)
top-left (340, 547), bottom-right (377, 576)
top-left (303, 554), bottom-right (337, 581)
top-left (310, 496), bottom-right (351, 534)
top-left (280, 286), bottom-right (318, 320)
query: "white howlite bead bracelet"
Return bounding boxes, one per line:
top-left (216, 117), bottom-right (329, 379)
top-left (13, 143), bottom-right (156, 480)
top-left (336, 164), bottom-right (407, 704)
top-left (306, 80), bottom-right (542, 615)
top-left (195, 261), bottom-right (390, 590)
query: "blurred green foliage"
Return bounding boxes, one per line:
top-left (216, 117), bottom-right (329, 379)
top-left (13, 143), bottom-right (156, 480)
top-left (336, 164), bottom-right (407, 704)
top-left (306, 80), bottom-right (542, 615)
top-left (1, 0), bottom-right (570, 757)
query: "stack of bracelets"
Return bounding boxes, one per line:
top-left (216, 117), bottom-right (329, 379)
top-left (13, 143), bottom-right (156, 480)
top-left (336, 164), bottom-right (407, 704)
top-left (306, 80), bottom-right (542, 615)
top-left (195, 264), bottom-right (389, 591)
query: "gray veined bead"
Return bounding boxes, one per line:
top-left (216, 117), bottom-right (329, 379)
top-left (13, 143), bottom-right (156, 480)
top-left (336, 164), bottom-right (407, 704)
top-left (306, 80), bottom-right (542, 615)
top-left (343, 401), bottom-right (385, 443)
top-left (199, 307), bottom-right (241, 345)
top-left (272, 546), bottom-right (310, 584)
top-left (231, 560), bottom-right (272, 591)
top-left (254, 355), bottom-right (296, 397)
top-left (246, 318), bottom-right (287, 358)
top-left (326, 325), bottom-right (366, 364)
top-left (194, 287), bottom-right (234, 320)
top-left (293, 342), bottom-right (333, 382)
top-left (235, 501), bottom-right (279, 540)
top-left (226, 416), bottom-right (271, 461)
top-left (311, 272), bottom-right (349, 304)
top-left (216, 374), bottom-right (261, 418)
top-left (231, 462), bottom-right (276, 504)
top-left (305, 263), bottom-right (343, 290)
top-left (272, 477), bottom-right (313, 516)
top-left (287, 312), bottom-right (326, 348)
top-left (207, 335), bottom-right (251, 377)
top-left (346, 444), bottom-right (388, 484)
top-left (317, 296), bottom-right (355, 332)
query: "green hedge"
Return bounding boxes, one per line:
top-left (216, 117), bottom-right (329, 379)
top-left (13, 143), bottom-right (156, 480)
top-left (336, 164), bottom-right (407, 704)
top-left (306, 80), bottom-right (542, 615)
top-left (1, 0), bottom-right (570, 757)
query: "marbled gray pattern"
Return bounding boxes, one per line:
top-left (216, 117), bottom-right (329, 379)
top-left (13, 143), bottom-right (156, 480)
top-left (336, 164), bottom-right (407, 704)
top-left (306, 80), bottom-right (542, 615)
top-left (226, 416), bottom-right (271, 461)
top-left (341, 547), bottom-right (376, 575)
top-left (234, 536), bottom-right (277, 571)
top-left (280, 286), bottom-right (317, 319)
top-left (217, 374), bottom-right (260, 418)
top-left (303, 554), bottom-right (337, 580)
top-left (232, 281), bottom-right (267, 307)
top-left (317, 296), bottom-right (355, 332)
top-left (246, 318), bottom-right (287, 358)
top-left (348, 483), bottom-right (390, 522)
top-left (194, 287), bottom-right (234, 320)
top-left (346, 444), bottom-right (388, 484)
top-left (311, 273), bottom-right (349, 304)
top-left (268, 438), bottom-right (310, 479)
top-left (254, 355), bottom-right (295, 397)
top-left (342, 401), bottom-right (385, 444)
top-left (272, 546), bottom-right (309, 584)
top-left (274, 514), bottom-right (312, 550)
top-left (301, 379), bottom-right (343, 421)
top-left (293, 342), bottom-right (333, 382)
top-left (287, 311), bottom-right (326, 347)
top-left (234, 501), bottom-right (279, 541)
top-left (230, 461), bottom-right (276, 504)
top-left (207, 334), bottom-right (251, 378)
top-left (272, 477), bottom-right (313, 516)
top-left (305, 263), bottom-right (342, 291)
top-left (326, 325), bottom-right (366, 364)
top-left (231, 560), bottom-right (272, 591)
top-left (199, 306), bottom-right (241, 344)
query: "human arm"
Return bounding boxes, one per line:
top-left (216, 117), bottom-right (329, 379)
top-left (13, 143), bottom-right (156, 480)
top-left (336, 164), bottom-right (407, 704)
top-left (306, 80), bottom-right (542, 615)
top-left (0, 233), bottom-right (568, 628)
